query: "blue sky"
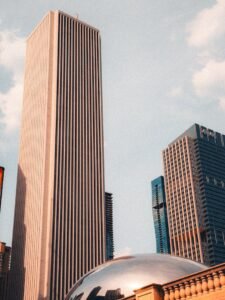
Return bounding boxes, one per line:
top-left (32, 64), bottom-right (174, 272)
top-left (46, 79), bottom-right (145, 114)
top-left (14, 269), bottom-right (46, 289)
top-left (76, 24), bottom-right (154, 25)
top-left (0, 0), bottom-right (225, 256)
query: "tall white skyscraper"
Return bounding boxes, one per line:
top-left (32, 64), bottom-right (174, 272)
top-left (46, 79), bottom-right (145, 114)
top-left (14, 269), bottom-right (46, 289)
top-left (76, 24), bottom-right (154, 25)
top-left (9, 11), bottom-right (106, 300)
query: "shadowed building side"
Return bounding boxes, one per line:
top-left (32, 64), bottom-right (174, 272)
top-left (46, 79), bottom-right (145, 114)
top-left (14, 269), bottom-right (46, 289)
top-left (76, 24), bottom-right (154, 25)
top-left (0, 167), bottom-right (10, 300)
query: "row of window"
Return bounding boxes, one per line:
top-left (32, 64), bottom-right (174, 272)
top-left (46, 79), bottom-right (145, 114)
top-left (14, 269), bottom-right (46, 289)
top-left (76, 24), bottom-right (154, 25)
top-left (206, 176), bottom-right (225, 188)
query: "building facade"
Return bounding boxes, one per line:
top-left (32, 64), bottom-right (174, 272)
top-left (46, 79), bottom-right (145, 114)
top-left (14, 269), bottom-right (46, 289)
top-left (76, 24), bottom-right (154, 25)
top-left (9, 11), bottom-right (105, 300)
top-left (0, 242), bottom-right (11, 300)
top-left (163, 124), bottom-right (225, 266)
top-left (151, 176), bottom-right (170, 254)
top-left (105, 192), bottom-right (114, 260)
top-left (124, 262), bottom-right (225, 300)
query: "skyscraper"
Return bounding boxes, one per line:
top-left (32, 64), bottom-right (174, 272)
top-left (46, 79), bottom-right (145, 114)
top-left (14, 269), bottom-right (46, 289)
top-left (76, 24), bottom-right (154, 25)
top-left (105, 192), bottom-right (114, 260)
top-left (0, 167), bottom-right (4, 211)
top-left (151, 176), bottom-right (170, 254)
top-left (9, 11), bottom-right (105, 300)
top-left (163, 124), bottom-right (225, 266)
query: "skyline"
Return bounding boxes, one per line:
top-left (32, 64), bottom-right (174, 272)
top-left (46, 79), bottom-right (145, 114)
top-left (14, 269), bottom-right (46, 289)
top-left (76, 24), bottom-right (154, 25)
top-left (1, 0), bottom-right (225, 256)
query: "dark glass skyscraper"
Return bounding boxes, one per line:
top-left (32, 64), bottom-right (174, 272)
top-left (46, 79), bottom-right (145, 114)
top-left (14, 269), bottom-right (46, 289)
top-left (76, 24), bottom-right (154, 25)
top-left (0, 167), bottom-right (4, 211)
top-left (163, 124), bottom-right (225, 266)
top-left (151, 176), bottom-right (170, 254)
top-left (105, 192), bottom-right (114, 260)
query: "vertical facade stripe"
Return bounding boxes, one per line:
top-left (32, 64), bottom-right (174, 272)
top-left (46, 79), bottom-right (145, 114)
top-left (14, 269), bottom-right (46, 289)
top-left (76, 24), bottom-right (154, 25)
top-left (163, 137), bottom-right (203, 263)
top-left (50, 12), bottom-right (106, 299)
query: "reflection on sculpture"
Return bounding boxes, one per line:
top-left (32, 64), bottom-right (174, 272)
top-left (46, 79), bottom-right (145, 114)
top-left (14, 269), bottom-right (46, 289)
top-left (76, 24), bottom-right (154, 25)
top-left (104, 288), bottom-right (124, 300)
top-left (73, 286), bottom-right (124, 300)
top-left (73, 292), bottom-right (84, 300)
top-left (87, 286), bottom-right (102, 299)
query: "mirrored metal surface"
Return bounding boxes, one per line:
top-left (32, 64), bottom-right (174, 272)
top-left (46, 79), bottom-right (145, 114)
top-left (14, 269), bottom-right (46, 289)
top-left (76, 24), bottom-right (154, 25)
top-left (65, 254), bottom-right (207, 300)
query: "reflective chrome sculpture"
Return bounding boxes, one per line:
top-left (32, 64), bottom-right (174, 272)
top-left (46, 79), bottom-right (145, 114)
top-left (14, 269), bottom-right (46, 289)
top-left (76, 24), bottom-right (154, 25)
top-left (65, 253), bottom-right (207, 300)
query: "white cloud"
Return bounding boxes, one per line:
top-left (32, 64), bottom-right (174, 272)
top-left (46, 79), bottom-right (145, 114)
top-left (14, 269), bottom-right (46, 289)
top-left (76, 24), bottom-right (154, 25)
top-left (0, 30), bottom-right (25, 132)
top-left (114, 246), bottom-right (132, 258)
top-left (219, 97), bottom-right (225, 110)
top-left (192, 59), bottom-right (225, 97)
top-left (196, 50), bottom-right (213, 65)
top-left (168, 86), bottom-right (183, 97)
top-left (187, 2), bottom-right (225, 109)
top-left (187, 0), bottom-right (225, 48)
top-left (0, 83), bottom-right (23, 132)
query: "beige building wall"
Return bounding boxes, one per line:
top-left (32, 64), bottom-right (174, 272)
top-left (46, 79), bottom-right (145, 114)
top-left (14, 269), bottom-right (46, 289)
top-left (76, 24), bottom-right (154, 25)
top-left (162, 262), bottom-right (225, 300)
top-left (9, 10), bottom-right (105, 300)
top-left (126, 263), bottom-right (225, 300)
top-left (163, 136), bottom-right (203, 263)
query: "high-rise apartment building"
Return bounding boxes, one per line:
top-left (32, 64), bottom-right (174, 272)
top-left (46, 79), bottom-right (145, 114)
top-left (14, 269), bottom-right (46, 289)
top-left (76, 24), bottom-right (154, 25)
top-left (9, 11), bottom-right (105, 300)
top-left (105, 192), bottom-right (114, 260)
top-left (163, 124), bottom-right (225, 266)
top-left (151, 176), bottom-right (170, 254)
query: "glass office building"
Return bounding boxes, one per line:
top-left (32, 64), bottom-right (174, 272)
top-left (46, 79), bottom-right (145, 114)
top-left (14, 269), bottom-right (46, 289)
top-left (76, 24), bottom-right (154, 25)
top-left (151, 176), bottom-right (170, 254)
top-left (105, 192), bottom-right (114, 260)
top-left (163, 124), bottom-right (225, 266)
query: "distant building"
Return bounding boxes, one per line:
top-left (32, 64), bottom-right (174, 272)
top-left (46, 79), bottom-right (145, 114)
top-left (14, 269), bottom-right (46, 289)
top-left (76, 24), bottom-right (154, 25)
top-left (163, 124), bottom-right (225, 266)
top-left (151, 176), bottom-right (170, 254)
top-left (0, 167), bottom-right (4, 211)
top-left (105, 192), bottom-right (114, 260)
top-left (0, 242), bottom-right (11, 300)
